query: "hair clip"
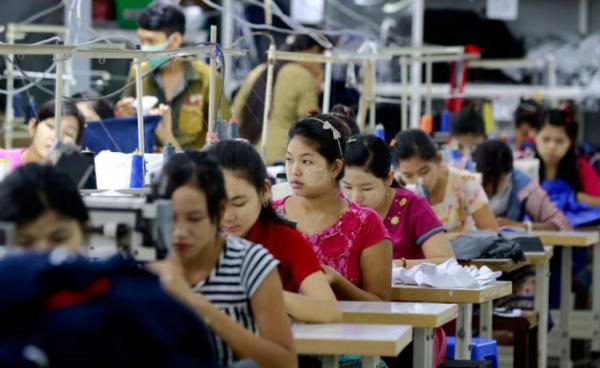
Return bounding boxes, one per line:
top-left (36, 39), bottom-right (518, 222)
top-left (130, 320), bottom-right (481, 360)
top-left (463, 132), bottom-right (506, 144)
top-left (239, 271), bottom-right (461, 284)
top-left (309, 118), bottom-right (342, 141)
top-left (390, 139), bottom-right (398, 148)
top-left (307, 117), bottom-right (344, 158)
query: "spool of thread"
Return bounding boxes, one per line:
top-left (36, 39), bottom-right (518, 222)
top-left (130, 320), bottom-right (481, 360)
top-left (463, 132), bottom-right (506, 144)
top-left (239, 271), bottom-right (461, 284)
top-left (129, 151), bottom-right (144, 188)
top-left (440, 111), bottom-right (451, 133)
top-left (163, 142), bottom-right (175, 164)
top-left (229, 118), bottom-right (239, 139)
top-left (374, 124), bottom-right (385, 141)
top-left (420, 114), bottom-right (433, 133)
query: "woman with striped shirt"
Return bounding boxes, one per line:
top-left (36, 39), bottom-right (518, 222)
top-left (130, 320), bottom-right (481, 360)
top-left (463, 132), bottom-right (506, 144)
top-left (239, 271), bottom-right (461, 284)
top-left (151, 151), bottom-right (296, 368)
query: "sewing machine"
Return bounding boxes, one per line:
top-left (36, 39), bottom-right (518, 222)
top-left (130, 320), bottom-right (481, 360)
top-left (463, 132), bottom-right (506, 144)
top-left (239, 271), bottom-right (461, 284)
top-left (84, 196), bottom-right (172, 262)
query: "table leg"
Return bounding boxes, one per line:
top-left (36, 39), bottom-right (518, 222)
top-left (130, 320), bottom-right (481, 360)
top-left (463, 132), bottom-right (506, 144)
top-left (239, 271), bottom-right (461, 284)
top-left (534, 257), bottom-right (550, 368)
top-left (559, 247), bottom-right (573, 368)
top-left (479, 300), bottom-right (493, 339)
top-left (413, 327), bottom-right (434, 368)
top-left (455, 303), bottom-right (473, 360)
top-left (361, 356), bottom-right (378, 368)
top-left (592, 242), bottom-right (600, 352)
top-left (322, 355), bottom-right (339, 368)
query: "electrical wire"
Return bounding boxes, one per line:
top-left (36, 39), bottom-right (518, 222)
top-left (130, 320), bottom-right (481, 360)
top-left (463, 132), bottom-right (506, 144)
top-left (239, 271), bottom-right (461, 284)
top-left (20, 1), bottom-right (65, 24)
top-left (201, 0), bottom-right (332, 48)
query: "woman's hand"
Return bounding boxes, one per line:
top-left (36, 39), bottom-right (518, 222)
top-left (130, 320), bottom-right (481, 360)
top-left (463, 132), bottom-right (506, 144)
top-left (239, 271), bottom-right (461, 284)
top-left (146, 254), bottom-right (197, 307)
top-left (322, 265), bottom-right (342, 287)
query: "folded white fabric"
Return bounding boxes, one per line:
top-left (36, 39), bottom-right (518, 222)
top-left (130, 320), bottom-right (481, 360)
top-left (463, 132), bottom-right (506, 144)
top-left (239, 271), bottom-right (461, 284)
top-left (392, 258), bottom-right (502, 288)
top-left (95, 151), bottom-right (163, 189)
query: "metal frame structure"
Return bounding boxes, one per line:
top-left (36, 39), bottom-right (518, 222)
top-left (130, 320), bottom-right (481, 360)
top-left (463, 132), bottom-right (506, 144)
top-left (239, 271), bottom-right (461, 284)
top-left (3, 23), bottom-right (69, 148)
top-left (0, 35), bottom-right (246, 175)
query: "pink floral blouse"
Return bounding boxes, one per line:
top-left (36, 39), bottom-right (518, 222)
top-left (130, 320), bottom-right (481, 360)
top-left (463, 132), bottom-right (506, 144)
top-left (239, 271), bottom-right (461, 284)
top-left (273, 197), bottom-right (390, 287)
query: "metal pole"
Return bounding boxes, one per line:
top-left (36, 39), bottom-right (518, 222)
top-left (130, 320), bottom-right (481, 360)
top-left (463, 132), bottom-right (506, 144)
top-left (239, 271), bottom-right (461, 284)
top-left (207, 26), bottom-right (218, 138)
top-left (400, 56), bottom-right (408, 131)
top-left (4, 25), bottom-right (15, 148)
top-left (322, 49), bottom-right (333, 113)
top-left (547, 55), bottom-right (558, 108)
top-left (222, 0), bottom-right (234, 95)
top-left (54, 54), bottom-right (64, 141)
top-left (369, 59), bottom-right (376, 131)
top-left (261, 44), bottom-right (275, 159)
top-left (425, 60), bottom-right (433, 116)
top-left (264, 0), bottom-right (273, 25)
top-left (409, 0), bottom-right (424, 128)
top-left (134, 59), bottom-right (144, 154)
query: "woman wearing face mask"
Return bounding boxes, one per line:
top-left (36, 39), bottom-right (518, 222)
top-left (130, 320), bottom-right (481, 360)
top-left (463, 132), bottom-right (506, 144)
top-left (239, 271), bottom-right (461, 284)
top-left (342, 134), bottom-right (454, 265)
top-left (535, 108), bottom-right (600, 207)
top-left (0, 163), bottom-right (89, 251)
top-left (233, 34), bottom-right (324, 164)
top-left (205, 140), bottom-right (341, 324)
top-left (0, 100), bottom-right (85, 170)
top-left (273, 115), bottom-right (392, 302)
top-left (152, 151), bottom-right (296, 368)
top-left (473, 140), bottom-right (572, 231)
top-left (392, 129), bottom-right (499, 233)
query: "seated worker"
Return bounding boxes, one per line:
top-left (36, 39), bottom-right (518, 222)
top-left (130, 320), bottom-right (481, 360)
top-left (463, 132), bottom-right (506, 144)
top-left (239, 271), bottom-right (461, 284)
top-left (513, 98), bottom-right (541, 152)
top-left (117, 3), bottom-right (231, 149)
top-left (473, 140), bottom-right (572, 231)
top-left (393, 129), bottom-right (499, 233)
top-left (0, 100), bottom-right (85, 170)
top-left (446, 104), bottom-right (486, 170)
top-left (0, 164), bottom-right (222, 368)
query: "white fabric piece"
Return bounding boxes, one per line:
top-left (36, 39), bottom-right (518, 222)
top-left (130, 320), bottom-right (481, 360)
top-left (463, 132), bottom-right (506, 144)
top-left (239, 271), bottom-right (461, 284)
top-left (95, 151), bottom-right (163, 189)
top-left (392, 258), bottom-right (502, 289)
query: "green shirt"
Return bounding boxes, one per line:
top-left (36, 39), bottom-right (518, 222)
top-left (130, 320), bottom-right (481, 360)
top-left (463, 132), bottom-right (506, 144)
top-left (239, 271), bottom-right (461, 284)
top-left (122, 60), bottom-right (231, 149)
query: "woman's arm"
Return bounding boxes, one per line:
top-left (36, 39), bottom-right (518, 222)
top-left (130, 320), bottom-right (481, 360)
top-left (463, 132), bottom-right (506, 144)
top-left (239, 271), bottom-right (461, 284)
top-left (472, 204), bottom-right (500, 231)
top-left (325, 240), bottom-right (392, 301)
top-left (284, 272), bottom-right (342, 323)
top-left (404, 233), bottom-right (455, 268)
top-left (149, 261), bottom-right (296, 368)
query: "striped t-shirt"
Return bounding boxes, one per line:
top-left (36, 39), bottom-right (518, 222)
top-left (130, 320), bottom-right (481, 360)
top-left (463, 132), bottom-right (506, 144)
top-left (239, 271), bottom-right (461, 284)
top-left (192, 235), bottom-right (279, 365)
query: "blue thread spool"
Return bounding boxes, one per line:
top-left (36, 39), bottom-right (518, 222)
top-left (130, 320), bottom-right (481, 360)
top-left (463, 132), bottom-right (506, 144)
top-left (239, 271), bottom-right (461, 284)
top-left (129, 152), bottom-right (144, 188)
top-left (374, 124), bottom-right (385, 141)
top-left (163, 143), bottom-right (175, 164)
top-left (441, 111), bottom-right (451, 133)
top-left (230, 118), bottom-right (239, 139)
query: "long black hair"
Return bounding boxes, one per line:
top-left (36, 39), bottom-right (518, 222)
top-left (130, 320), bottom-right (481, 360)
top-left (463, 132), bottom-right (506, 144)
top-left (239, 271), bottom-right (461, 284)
top-left (0, 163), bottom-right (89, 229)
top-left (344, 134), bottom-right (391, 180)
top-left (391, 129), bottom-right (438, 164)
top-left (153, 151), bottom-right (226, 225)
top-left (535, 108), bottom-right (581, 191)
top-left (472, 140), bottom-right (514, 195)
top-left (239, 35), bottom-right (324, 144)
top-left (204, 140), bottom-right (291, 227)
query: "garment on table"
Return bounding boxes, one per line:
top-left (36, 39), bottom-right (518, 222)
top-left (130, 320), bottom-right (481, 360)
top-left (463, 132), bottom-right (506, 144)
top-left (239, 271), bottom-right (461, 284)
top-left (0, 148), bottom-right (25, 170)
top-left (192, 236), bottom-right (279, 366)
top-left (121, 60), bottom-right (232, 149)
top-left (245, 217), bottom-right (322, 293)
top-left (273, 197), bottom-right (389, 288)
top-left (432, 167), bottom-right (489, 232)
top-left (233, 63), bottom-right (319, 164)
top-left (384, 187), bottom-right (446, 259)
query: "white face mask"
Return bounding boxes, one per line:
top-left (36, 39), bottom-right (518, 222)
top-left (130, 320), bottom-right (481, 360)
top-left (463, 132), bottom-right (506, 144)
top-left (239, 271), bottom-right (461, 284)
top-left (140, 37), bottom-right (172, 69)
top-left (490, 173), bottom-right (513, 216)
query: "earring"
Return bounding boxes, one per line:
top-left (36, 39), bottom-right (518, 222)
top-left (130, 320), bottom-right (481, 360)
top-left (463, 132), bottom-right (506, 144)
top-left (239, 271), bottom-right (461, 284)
top-left (263, 201), bottom-right (269, 208)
